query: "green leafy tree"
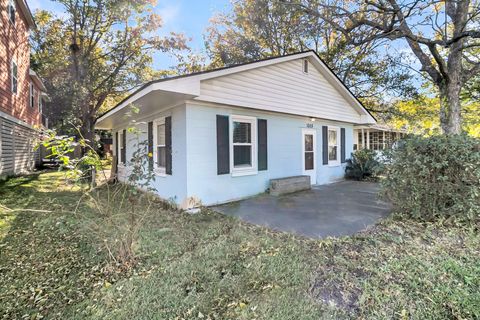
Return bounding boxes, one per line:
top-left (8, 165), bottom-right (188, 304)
top-left (31, 1), bottom-right (188, 145)
top-left (204, 0), bottom-right (416, 106)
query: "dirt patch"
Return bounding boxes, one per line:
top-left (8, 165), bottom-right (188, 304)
top-left (310, 265), bottom-right (364, 314)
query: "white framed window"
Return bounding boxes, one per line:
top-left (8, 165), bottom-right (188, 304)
top-left (231, 115), bottom-right (257, 176)
top-left (303, 58), bottom-right (309, 74)
top-left (153, 118), bottom-right (166, 175)
top-left (8, 0), bottom-right (15, 25)
top-left (119, 130), bottom-right (125, 165)
top-left (11, 60), bottom-right (18, 94)
top-left (328, 126), bottom-right (340, 165)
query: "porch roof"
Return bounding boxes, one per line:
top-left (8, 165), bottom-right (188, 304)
top-left (354, 124), bottom-right (406, 133)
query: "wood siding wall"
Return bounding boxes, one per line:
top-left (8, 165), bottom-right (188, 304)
top-left (0, 116), bottom-right (37, 176)
top-left (197, 59), bottom-right (362, 124)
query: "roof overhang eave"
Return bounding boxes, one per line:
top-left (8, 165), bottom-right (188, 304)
top-left (29, 69), bottom-right (47, 91)
top-left (96, 79), bottom-right (201, 125)
top-left (18, 0), bottom-right (36, 29)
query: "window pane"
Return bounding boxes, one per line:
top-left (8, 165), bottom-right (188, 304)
top-left (329, 146), bottom-right (337, 161)
top-left (328, 129), bottom-right (337, 145)
top-left (305, 152), bottom-right (314, 170)
top-left (304, 134), bottom-right (313, 151)
top-left (157, 146), bottom-right (166, 168)
top-left (157, 124), bottom-right (165, 145)
top-left (12, 63), bottom-right (17, 93)
top-left (9, 1), bottom-right (15, 23)
top-left (233, 121), bottom-right (251, 143)
top-left (233, 145), bottom-right (251, 167)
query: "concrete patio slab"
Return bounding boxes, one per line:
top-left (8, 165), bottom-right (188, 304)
top-left (212, 181), bottom-right (391, 239)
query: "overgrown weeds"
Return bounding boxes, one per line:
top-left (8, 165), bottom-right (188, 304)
top-left (39, 111), bottom-right (158, 268)
top-left (1, 172), bottom-right (479, 319)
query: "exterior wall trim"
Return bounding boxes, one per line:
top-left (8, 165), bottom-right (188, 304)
top-left (0, 110), bottom-right (35, 130)
top-left (187, 99), bottom-right (363, 126)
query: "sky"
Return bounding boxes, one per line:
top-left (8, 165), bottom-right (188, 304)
top-left (29, 0), bottom-right (232, 69)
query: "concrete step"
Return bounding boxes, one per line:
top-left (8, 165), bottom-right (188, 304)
top-left (269, 175), bottom-right (311, 196)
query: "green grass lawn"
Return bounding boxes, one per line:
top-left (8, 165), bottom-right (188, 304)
top-left (1, 172), bottom-right (479, 319)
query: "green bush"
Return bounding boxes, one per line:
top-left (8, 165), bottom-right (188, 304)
top-left (382, 134), bottom-right (480, 222)
top-left (345, 149), bottom-right (382, 181)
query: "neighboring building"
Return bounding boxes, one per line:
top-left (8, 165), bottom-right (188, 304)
top-left (353, 124), bottom-right (406, 151)
top-left (0, 0), bottom-right (47, 177)
top-left (96, 51), bottom-right (377, 208)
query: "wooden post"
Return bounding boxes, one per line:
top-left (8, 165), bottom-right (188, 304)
top-left (366, 130), bottom-right (370, 150)
top-left (361, 128), bottom-right (365, 149)
top-left (383, 131), bottom-right (386, 150)
top-left (110, 156), bottom-right (118, 182)
top-left (90, 165), bottom-right (96, 188)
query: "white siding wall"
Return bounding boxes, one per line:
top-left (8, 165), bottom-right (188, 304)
top-left (196, 58), bottom-right (362, 123)
top-left (0, 116), bottom-right (37, 177)
top-left (112, 104), bottom-right (188, 206)
top-left (109, 101), bottom-right (354, 208)
top-left (185, 102), bottom-right (354, 206)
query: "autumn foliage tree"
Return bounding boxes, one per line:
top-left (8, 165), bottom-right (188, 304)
top-left (284, 0), bottom-right (480, 134)
top-left (32, 0), bottom-right (187, 144)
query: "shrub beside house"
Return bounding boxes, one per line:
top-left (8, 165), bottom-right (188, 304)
top-left (382, 134), bottom-right (480, 222)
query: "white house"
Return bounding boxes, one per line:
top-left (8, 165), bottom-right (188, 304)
top-left (95, 51), bottom-right (376, 208)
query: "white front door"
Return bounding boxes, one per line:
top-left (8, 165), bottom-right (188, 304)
top-left (302, 129), bottom-right (316, 185)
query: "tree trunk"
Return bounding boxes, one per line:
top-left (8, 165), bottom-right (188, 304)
top-left (80, 112), bottom-right (96, 150)
top-left (439, 15), bottom-right (465, 136)
top-left (439, 82), bottom-right (462, 135)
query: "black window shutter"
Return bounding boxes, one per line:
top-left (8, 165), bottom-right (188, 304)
top-left (121, 129), bottom-right (126, 164)
top-left (165, 116), bottom-right (172, 175)
top-left (115, 131), bottom-right (119, 169)
top-left (216, 115), bottom-right (230, 174)
top-left (322, 126), bottom-right (328, 165)
top-left (341, 128), bottom-right (346, 163)
top-left (258, 119), bottom-right (267, 171)
top-left (148, 121), bottom-right (153, 171)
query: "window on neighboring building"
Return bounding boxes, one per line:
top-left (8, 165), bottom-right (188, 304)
top-left (8, 0), bottom-right (15, 25)
top-left (232, 115), bottom-right (256, 175)
top-left (38, 94), bottom-right (42, 113)
top-left (155, 120), bottom-right (166, 172)
top-left (328, 127), bottom-right (340, 164)
top-left (29, 83), bottom-right (35, 108)
top-left (11, 60), bottom-right (17, 93)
